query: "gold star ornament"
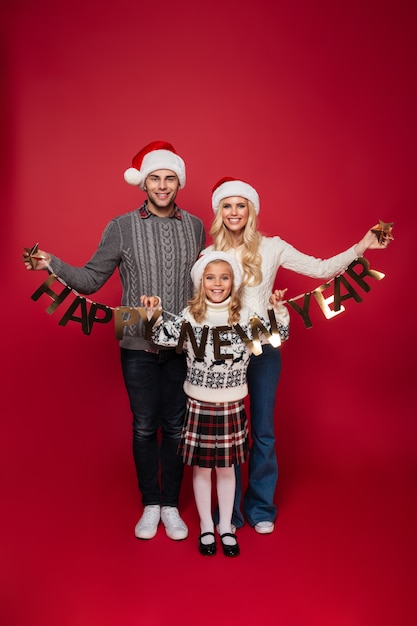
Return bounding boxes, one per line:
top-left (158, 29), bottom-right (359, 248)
top-left (23, 242), bottom-right (44, 269)
top-left (371, 220), bottom-right (394, 243)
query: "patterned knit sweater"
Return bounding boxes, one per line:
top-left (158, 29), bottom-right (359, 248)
top-left (204, 236), bottom-right (360, 320)
top-left (152, 298), bottom-right (290, 403)
top-left (48, 204), bottom-right (205, 349)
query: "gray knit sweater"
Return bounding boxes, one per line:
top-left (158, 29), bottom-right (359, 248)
top-left (48, 204), bottom-right (206, 350)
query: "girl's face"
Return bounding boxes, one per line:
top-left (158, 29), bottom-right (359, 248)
top-left (221, 196), bottom-right (249, 237)
top-left (203, 261), bottom-right (233, 303)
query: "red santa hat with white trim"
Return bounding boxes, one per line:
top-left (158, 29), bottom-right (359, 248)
top-left (211, 177), bottom-right (260, 214)
top-left (124, 140), bottom-right (186, 190)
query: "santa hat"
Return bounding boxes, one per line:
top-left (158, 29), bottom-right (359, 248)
top-left (124, 141), bottom-right (186, 189)
top-left (191, 251), bottom-right (243, 291)
top-left (211, 177), bottom-right (260, 214)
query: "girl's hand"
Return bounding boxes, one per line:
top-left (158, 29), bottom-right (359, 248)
top-left (269, 288), bottom-right (288, 306)
top-left (140, 295), bottom-right (160, 312)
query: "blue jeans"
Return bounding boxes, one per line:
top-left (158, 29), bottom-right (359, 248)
top-left (234, 344), bottom-right (282, 527)
top-left (121, 348), bottom-right (187, 507)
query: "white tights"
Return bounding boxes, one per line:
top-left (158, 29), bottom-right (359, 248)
top-left (193, 465), bottom-right (236, 544)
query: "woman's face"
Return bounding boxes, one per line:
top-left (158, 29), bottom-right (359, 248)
top-left (221, 196), bottom-right (249, 237)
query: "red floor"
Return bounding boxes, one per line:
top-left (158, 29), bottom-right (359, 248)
top-left (2, 448), bottom-right (416, 626)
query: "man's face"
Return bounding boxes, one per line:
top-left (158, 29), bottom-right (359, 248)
top-left (143, 169), bottom-right (180, 215)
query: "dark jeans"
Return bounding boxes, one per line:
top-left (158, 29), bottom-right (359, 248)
top-left (121, 348), bottom-right (187, 507)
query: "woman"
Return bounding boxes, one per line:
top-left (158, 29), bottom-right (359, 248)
top-left (205, 176), bottom-right (390, 534)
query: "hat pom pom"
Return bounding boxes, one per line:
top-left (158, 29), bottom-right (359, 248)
top-left (124, 167), bottom-right (142, 186)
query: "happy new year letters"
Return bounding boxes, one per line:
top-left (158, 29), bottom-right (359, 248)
top-left (30, 258), bottom-right (384, 347)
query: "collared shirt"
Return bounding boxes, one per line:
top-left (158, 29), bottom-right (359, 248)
top-left (138, 201), bottom-right (182, 220)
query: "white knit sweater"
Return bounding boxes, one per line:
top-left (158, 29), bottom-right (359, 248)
top-left (204, 236), bottom-right (359, 319)
top-left (152, 297), bottom-right (289, 403)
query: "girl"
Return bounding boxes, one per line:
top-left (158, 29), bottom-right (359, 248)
top-left (141, 251), bottom-right (289, 557)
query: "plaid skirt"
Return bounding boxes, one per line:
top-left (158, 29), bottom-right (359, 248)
top-left (178, 398), bottom-right (249, 468)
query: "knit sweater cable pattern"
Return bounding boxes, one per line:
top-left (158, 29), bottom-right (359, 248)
top-left (204, 236), bottom-right (359, 319)
top-left (48, 206), bottom-right (205, 350)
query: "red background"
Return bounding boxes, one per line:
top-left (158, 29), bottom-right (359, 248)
top-left (1, 1), bottom-right (416, 625)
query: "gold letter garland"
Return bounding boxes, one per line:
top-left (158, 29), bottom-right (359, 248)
top-left (29, 258), bottom-right (385, 347)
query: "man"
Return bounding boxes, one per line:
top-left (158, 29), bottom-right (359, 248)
top-left (24, 141), bottom-right (206, 540)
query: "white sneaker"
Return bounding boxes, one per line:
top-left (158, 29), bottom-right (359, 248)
top-left (161, 506), bottom-right (188, 540)
top-left (134, 505), bottom-right (161, 539)
top-left (254, 521), bottom-right (275, 534)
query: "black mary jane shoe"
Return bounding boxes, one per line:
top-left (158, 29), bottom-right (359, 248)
top-left (198, 532), bottom-right (217, 556)
top-left (220, 532), bottom-right (240, 557)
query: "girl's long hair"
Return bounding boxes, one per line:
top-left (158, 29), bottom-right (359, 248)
top-left (209, 199), bottom-right (263, 286)
top-left (188, 261), bottom-right (243, 325)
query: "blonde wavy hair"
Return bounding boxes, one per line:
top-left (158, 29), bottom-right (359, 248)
top-left (188, 261), bottom-right (243, 325)
top-left (209, 199), bottom-right (263, 286)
